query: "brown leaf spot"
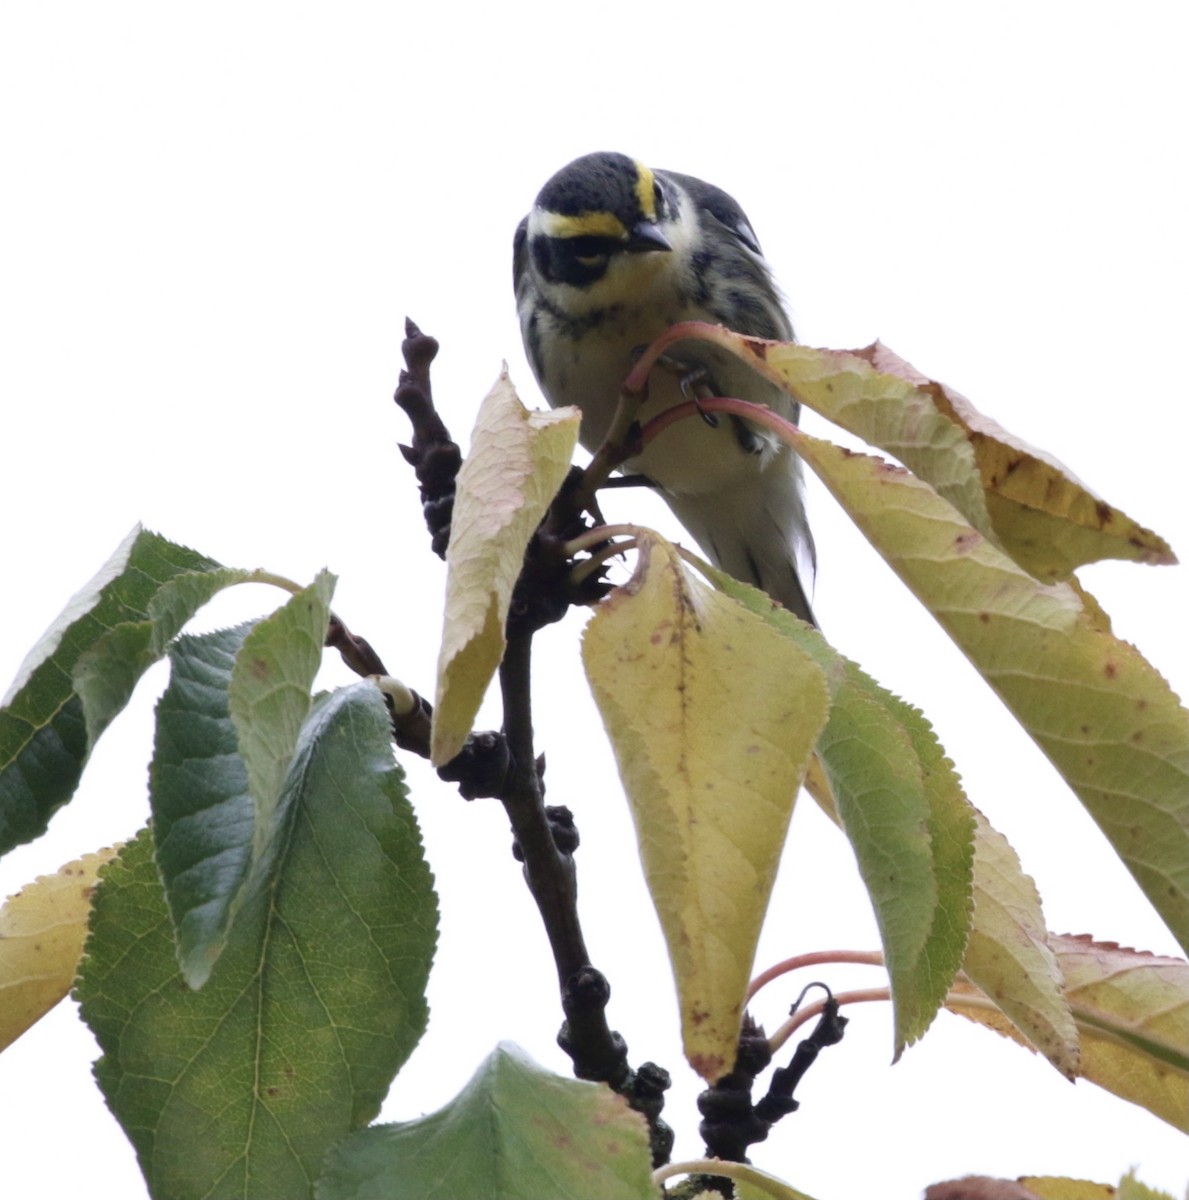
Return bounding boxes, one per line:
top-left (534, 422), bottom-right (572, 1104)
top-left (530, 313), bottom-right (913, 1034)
top-left (1103, 660), bottom-right (1118, 680)
top-left (248, 657), bottom-right (271, 680)
top-left (1095, 500), bottom-right (1113, 527)
top-left (953, 531), bottom-right (981, 553)
top-left (978, 611), bottom-right (991, 624)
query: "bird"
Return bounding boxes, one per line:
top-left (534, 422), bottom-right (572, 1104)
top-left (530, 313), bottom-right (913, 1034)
top-left (514, 151), bottom-right (815, 623)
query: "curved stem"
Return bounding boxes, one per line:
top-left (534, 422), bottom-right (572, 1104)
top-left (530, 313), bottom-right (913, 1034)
top-left (653, 1158), bottom-right (792, 1198)
top-left (570, 540), bottom-right (639, 587)
top-left (562, 524), bottom-right (646, 558)
top-left (769, 987), bottom-right (890, 1054)
top-left (638, 395), bottom-right (802, 457)
top-left (748, 950), bottom-right (885, 1003)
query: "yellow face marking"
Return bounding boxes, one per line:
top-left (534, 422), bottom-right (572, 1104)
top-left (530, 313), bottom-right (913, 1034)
top-left (538, 210), bottom-right (628, 240)
top-left (634, 162), bottom-right (657, 222)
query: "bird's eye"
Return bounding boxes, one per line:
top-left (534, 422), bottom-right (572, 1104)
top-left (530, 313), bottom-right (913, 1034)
top-left (563, 235), bottom-right (616, 267)
top-left (566, 235), bottom-right (615, 257)
top-left (653, 180), bottom-right (665, 216)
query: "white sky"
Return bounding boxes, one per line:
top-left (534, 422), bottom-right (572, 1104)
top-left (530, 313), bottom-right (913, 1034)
top-left (1, 4), bottom-right (1186, 1198)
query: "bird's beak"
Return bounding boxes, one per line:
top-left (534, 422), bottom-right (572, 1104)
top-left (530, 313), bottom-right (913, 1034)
top-left (625, 220), bottom-right (672, 253)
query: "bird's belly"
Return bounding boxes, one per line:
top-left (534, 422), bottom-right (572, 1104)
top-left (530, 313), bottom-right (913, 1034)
top-left (536, 314), bottom-right (769, 497)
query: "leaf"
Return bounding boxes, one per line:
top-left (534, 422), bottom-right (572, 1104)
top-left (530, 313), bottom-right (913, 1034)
top-left (582, 534), bottom-right (830, 1080)
top-left (788, 430), bottom-right (1189, 954)
top-left (0, 845), bottom-right (120, 1050)
top-left (828, 666), bottom-right (975, 1055)
top-left (697, 561), bottom-right (975, 1057)
top-left (947, 936), bottom-right (1188, 1131)
top-left (150, 624), bottom-right (257, 988)
top-left (860, 343), bottom-right (1176, 580)
top-left (315, 1041), bottom-right (656, 1200)
top-left (76, 682), bottom-right (439, 1200)
top-left (229, 571), bottom-right (335, 854)
top-left (662, 326), bottom-right (1175, 578)
top-left (152, 575), bottom-right (334, 988)
top-left (1018, 1176), bottom-right (1177, 1200)
top-left (431, 369), bottom-right (580, 765)
top-left (0, 525), bottom-right (247, 855)
top-left (962, 811), bottom-right (1078, 1077)
top-left (1018, 1181), bottom-right (1118, 1200)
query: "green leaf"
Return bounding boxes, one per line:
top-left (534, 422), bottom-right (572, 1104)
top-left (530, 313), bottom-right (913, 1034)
top-left (315, 1042), bottom-right (656, 1200)
top-left (150, 624), bottom-right (256, 988)
top-left (152, 579), bottom-right (336, 988)
top-left (816, 663), bottom-right (972, 1056)
top-left (228, 571), bottom-right (335, 855)
top-left (845, 668), bottom-right (975, 1052)
top-left (77, 682), bottom-right (438, 1200)
top-left (0, 526), bottom-right (247, 856)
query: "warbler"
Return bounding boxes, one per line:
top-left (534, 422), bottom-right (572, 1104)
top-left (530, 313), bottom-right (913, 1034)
top-left (514, 151), bottom-right (815, 623)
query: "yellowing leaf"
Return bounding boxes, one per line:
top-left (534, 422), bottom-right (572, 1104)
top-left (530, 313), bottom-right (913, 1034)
top-left (432, 370), bottom-right (580, 765)
top-left (962, 812), bottom-right (1079, 1078)
top-left (948, 936), bottom-right (1189, 1131)
top-left (787, 430), bottom-right (1189, 955)
top-left (687, 562), bottom-right (975, 1055)
top-left (1021, 1178), bottom-right (1127, 1200)
top-left (0, 845), bottom-right (119, 1050)
top-left (854, 343), bottom-right (1176, 579)
top-left (659, 325), bottom-right (1175, 579)
top-left (582, 533), bottom-right (830, 1080)
top-left (1058, 935), bottom-right (1189, 1130)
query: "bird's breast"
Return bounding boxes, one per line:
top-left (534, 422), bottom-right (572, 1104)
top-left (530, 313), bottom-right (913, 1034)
top-left (531, 298), bottom-right (786, 498)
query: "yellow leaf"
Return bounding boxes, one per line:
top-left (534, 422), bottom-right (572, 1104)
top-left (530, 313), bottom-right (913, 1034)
top-left (431, 369), bottom-right (580, 764)
top-left (789, 430), bottom-right (1189, 955)
top-left (658, 326), bottom-right (1175, 579)
top-left (0, 845), bottom-right (120, 1051)
top-left (1021, 1178), bottom-right (1123, 1200)
top-left (962, 812), bottom-right (1079, 1077)
top-left (949, 936), bottom-right (1188, 1131)
top-left (582, 533), bottom-right (830, 1080)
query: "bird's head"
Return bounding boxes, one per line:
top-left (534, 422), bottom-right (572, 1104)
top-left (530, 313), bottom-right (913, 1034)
top-left (520, 152), bottom-right (687, 305)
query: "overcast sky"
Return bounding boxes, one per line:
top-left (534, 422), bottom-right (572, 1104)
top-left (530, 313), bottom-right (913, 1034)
top-left (1, 4), bottom-right (1186, 1198)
